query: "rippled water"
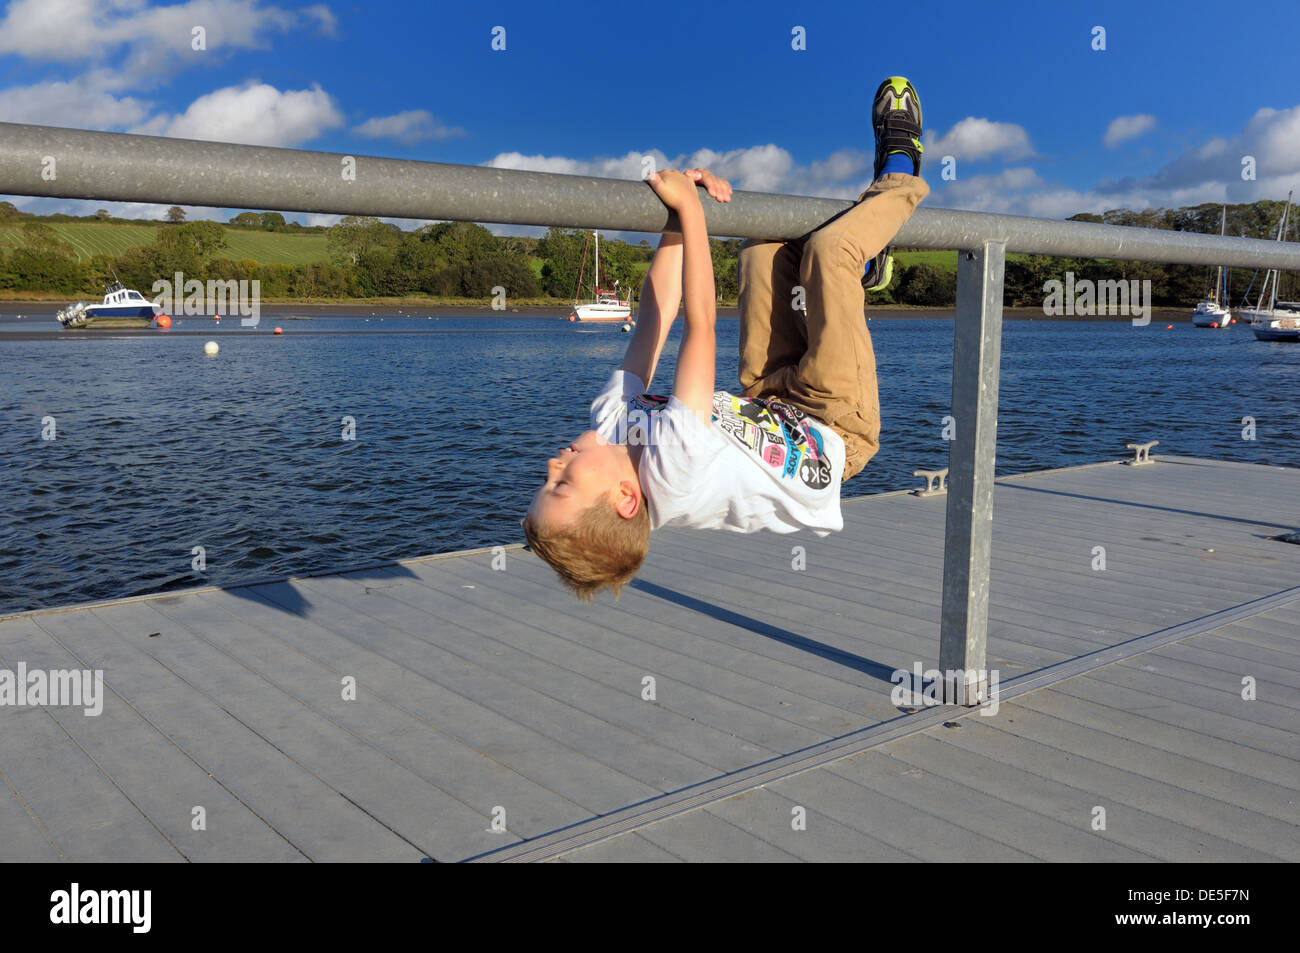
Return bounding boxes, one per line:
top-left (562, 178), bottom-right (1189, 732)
top-left (2, 310), bottom-right (1297, 614)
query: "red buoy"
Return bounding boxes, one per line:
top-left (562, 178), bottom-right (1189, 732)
top-left (274, 327), bottom-right (283, 335)
top-left (156, 314), bottom-right (172, 329)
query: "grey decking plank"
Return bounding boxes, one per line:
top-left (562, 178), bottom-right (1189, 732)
top-left (405, 559), bottom-right (847, 750)
top-left (433, 553), bottom-right (887, 736)
top-left (651, 527), bottom-right (1241, 666)
top-left (26, 609), bottom-right (363, 861)
top-left (880, 730), bottom-right (1245, 862)
top-left (844, 476), bottom-right (1294, 597)
top-left (488, 542), bottom-right (960, 703)
top-left (629, 806), bottom-right (804, 863)
top-left (150, 589), bottom-right (592, 846)
top-left (570, 785), bottom-right (920, 863)
top-left (4, 613), bottom-right (305, 862)
top-left (200, 586), bottom-right (656, 816)
top-left (1212, 620), bottom-right (1300, 660)
top-left (1041, 675), bottom-right (1299, 788)
top-left (555, 832), bottom-right (686, 863)
top-left (1158, 637), bottom-right (1300, 690)
top-left (0, 773), bottom-right (64, 862)
top-left (908, 709), bottom-right (1289, 861)
top-left (810, 510), bottom-right (1293, 634)
top-left (971, 705), bottom-right (1298, 857)
top-left (0, 623), bottom-right (183, 862)
top-left (693, 787), bottom-right (919, 863)
top-left (52, 603), bottom-right (428, 862)
top-left (1091, 651), bottom-right (1300, 721)
top-left (819, 746), bottom-right (1118, 862)
top-left (442, 553), bottom-right (883, 730)
top-left (1081, 664), bottom-right (1298, 749)
top-left (819, 504), bottom-right (1277, 614)
top-left (91, 598), bottom-right (500, 862)
top-left (286, 569), bottom-right (739, 785)
top-left (648, 533), bottom-right (1094, 662)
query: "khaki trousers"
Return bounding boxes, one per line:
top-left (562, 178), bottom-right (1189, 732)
top-left (737, 173), bottom-right (930, 480)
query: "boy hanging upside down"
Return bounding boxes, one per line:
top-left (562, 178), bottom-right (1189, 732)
top-left (524, 77), bottom-right (930, 599)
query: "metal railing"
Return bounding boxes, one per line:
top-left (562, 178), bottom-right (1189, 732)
top-left (5, 122), bottom-right (1300, 703)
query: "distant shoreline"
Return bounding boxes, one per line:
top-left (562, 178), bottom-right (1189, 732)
top-left (0, 299), bottom-right (1201, 323)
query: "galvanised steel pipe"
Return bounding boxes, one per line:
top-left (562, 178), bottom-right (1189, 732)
top-left (3, 122), bottom-right (1300, 267)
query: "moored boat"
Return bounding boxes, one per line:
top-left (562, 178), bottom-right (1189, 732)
top-left (1192, 206), bottom-right (1233, 328)
top-left (58, 282), bottom-right (163, 329)
top-left (570, 231), bottom-right (631, 322)
top-left (1245, 191), bottom-right (1297, 342)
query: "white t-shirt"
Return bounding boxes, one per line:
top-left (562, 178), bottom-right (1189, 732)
top-left (590, 370), bottom-right (845, 535)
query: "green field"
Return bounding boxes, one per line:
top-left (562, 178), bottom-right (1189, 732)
top-left (0, 222), bottom-right (331, 265)
top-left (893, 249), bottom-right (959, 271)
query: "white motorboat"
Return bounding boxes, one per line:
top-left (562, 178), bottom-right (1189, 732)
top-left (58, 282), bottom-right (163, 329)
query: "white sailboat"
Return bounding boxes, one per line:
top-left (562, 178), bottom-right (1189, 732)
top-left (570, 230), bottom-right (631, 322)
top-left (1241, 191), bottom-right (1300, 342)
top-left (1192, 206), bottom-right (1233, 328)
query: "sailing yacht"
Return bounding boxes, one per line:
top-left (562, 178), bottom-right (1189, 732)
top-left (570, 231), bottom-right (632, 322)
top-left (1192, 206), bottom-right (1233, 328)
top-left (1241, 191), bottom-right (1300, 342)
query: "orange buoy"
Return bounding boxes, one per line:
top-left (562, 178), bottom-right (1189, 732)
top-left (274, 327), bottom-right (283, 335)
top-left (1166, 324), bottom-right (1173, 329)
top-left (568, 314), bottom-right (576, 322)
top-left (156, 314), bottom-right (172, 329)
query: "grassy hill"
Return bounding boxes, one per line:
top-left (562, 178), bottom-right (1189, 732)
top-left (0, 221), bottom-right (331, 266)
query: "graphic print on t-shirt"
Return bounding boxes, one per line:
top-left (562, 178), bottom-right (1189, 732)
top-left (711, 393), bottom-right (834, 491)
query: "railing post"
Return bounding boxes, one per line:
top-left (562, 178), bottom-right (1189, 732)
top-left (939, 240), bottom-right (1006, 705)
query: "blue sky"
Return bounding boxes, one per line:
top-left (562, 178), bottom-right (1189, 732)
top-left (2, 0), bottom-right (1299, 229)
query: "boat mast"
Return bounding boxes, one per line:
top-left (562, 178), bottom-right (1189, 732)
top-left (1270, 193), bottom-right (1292, 312)
top-left (594, 230), bottom-right (600, 294)
top-left (1216, 206), bottom-right (1225, 304)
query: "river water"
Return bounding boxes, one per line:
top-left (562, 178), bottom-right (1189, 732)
top-left (2, 309), bottom-right (1296, 614)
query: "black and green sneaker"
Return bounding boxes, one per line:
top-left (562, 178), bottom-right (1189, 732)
top-left (872, 76), bottom-right (923, 179)
top-left (863, 249), bottom-right (894, 292)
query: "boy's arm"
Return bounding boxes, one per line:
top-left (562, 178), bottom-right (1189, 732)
top-left (670, 197), bottom-right (716, 421)
top-left (621, 170), bottom-right (730, 391)
top-left (619, 232), bottom-right (682, 389)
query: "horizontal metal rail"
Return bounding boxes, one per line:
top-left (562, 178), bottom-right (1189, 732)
top-left (3, 122), bottom-right (1300, 269)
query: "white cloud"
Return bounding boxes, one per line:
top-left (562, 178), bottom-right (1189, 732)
top-left (134, 81), bottom-right (343, 146)
top-left (1103, 114), bottom-right (1156, 147)
top-left (486, 143), bottom-right (858, 197)
top-left (929, 117), bottom-right (1033, 161)
top-left (352, 109), bottom-right (463, 144)
top-left (930, 103), bottom-right (1300, 216)
top-left (487, 149), bottom-right (661, 179)
top-left (0, 77), bottom-right (150, 127)
top-left (0, 0), bottom-right (329, 87)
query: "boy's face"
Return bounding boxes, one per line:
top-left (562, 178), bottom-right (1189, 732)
top-left (529, 429), bottom-right (632, 530)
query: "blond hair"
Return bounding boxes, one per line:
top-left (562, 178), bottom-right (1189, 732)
top-left (523, 495), bottom-right (650, 600)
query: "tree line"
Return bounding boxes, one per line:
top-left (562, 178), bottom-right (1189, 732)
top-left (0, 198), bottom-right (1292, 309)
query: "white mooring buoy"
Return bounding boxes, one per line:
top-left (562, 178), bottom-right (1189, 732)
top-left (204, 341), bottom-right (219, 356)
